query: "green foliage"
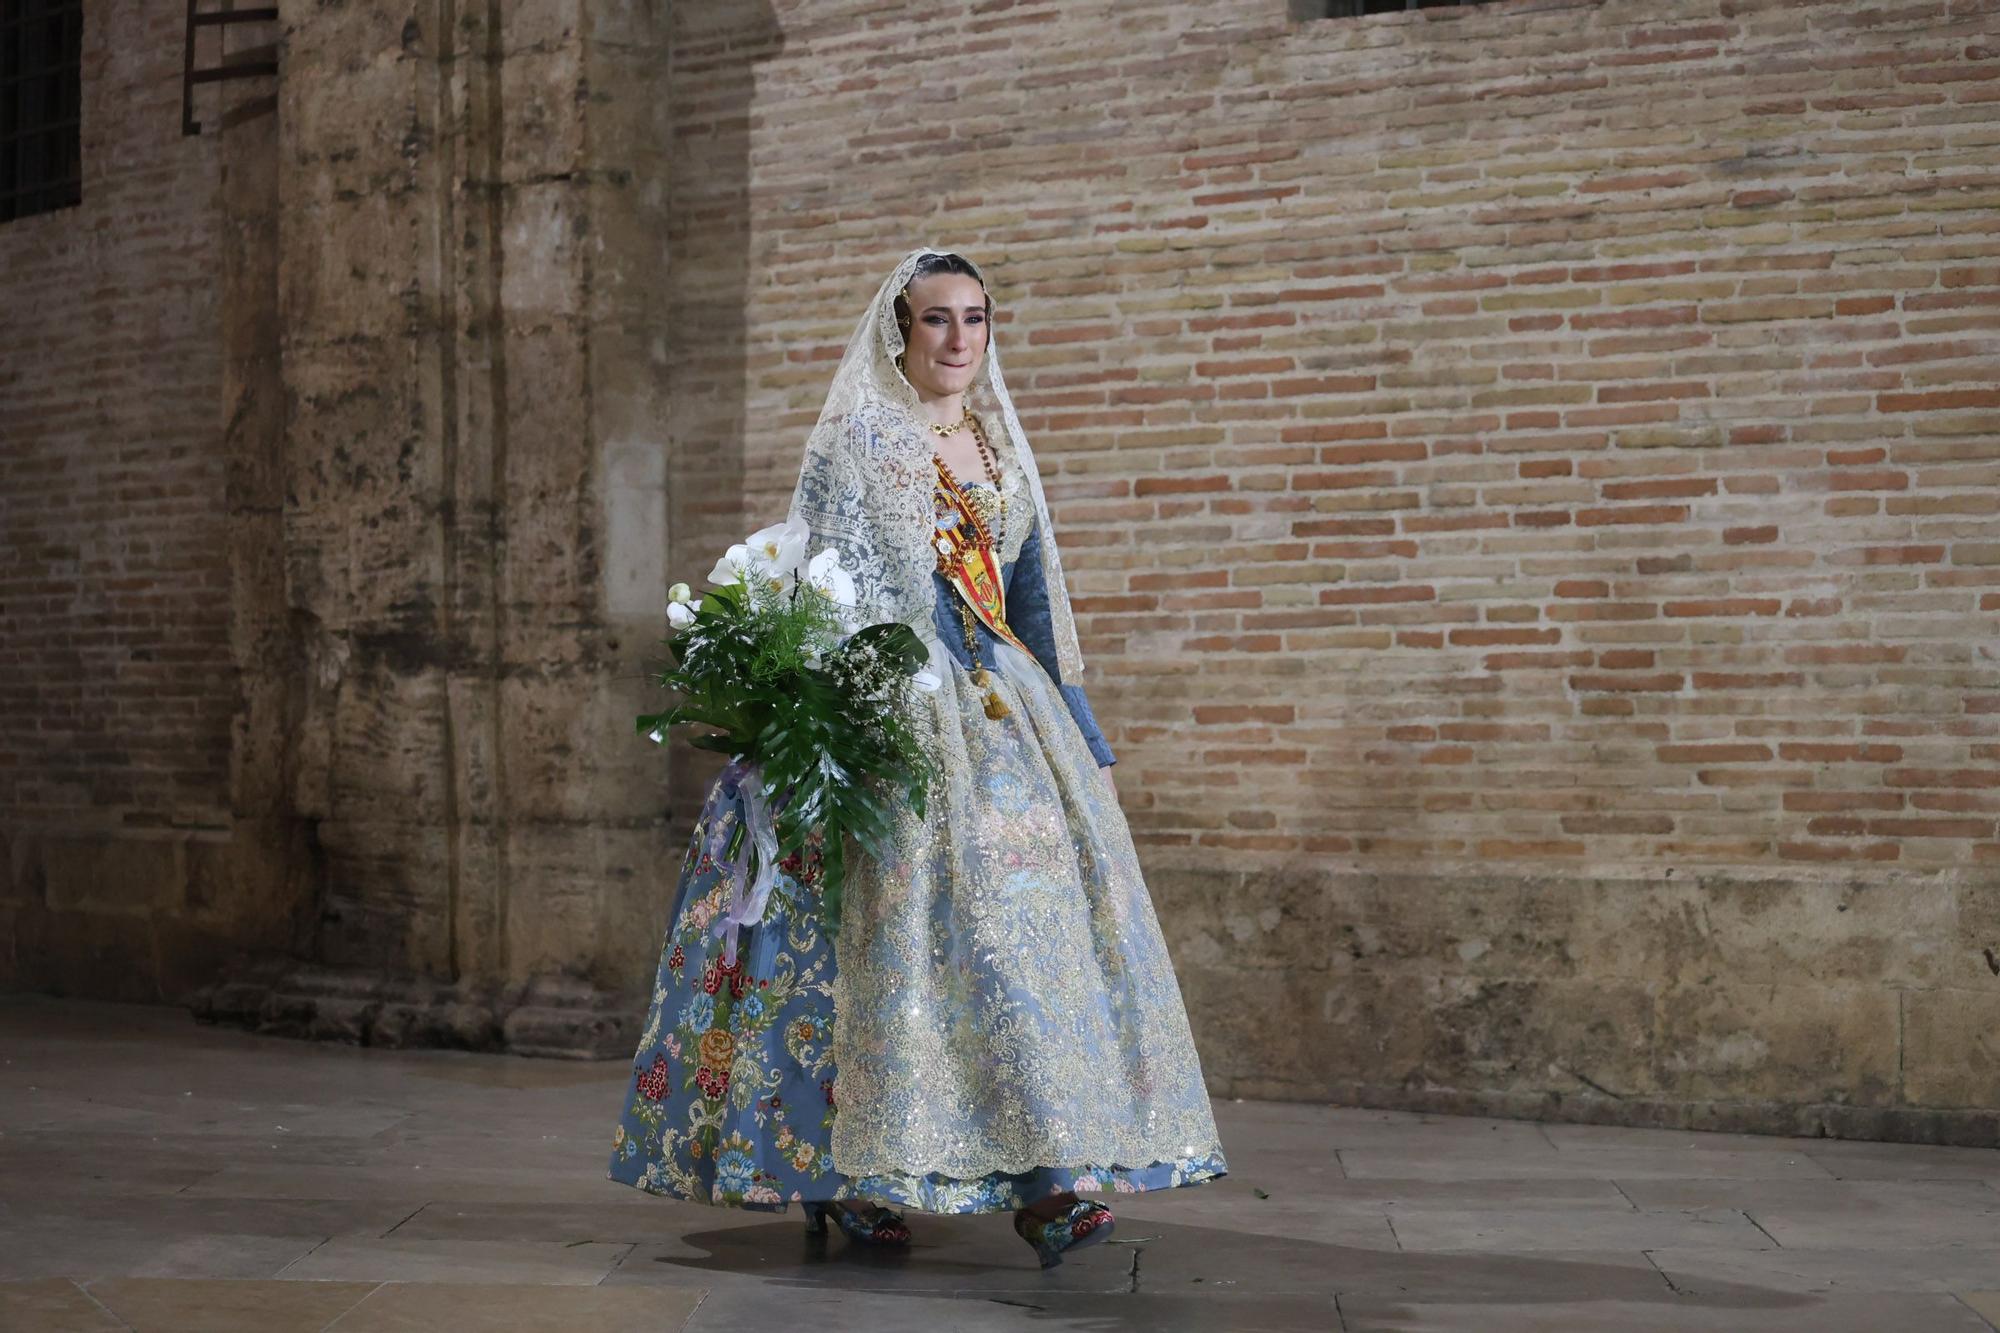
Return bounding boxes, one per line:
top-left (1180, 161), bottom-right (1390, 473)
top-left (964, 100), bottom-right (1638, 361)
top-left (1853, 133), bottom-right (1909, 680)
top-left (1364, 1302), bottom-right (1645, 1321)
top-left (637, 578), bottom-right (935, 935)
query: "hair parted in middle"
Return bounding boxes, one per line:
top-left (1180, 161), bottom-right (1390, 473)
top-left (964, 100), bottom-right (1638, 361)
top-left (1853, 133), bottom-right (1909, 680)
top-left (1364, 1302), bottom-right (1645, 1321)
top-left (892, 251), bottom-right (993, 351)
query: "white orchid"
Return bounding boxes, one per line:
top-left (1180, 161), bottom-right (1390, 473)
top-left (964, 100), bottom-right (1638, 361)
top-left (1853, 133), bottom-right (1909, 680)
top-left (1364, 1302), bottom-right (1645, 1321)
top-left (706, 543), bottom-right (751, 587)
top-left (803, 547), bottom-right (858, 609)
top-left (707, 519), bottom-right (810, 594)
top-left (666, 580), bottom-right (702, 629)
top-left (748, 519), bottom-right (810, 582)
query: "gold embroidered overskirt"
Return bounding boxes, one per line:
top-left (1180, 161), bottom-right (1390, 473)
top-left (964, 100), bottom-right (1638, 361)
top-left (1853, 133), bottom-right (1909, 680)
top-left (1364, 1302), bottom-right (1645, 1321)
top-left (829, 637), bottom-right (1225, 1181)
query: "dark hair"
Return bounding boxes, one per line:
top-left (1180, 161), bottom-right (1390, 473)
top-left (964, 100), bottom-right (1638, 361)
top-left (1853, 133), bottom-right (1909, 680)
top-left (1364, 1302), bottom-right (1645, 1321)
top-left (894, 252), bottom-right (991, 343)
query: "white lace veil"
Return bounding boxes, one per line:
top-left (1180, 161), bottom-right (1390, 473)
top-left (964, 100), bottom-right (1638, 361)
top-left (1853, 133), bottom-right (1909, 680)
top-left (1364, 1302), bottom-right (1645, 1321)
top-left (784, 247), bottom-right (1085, 684)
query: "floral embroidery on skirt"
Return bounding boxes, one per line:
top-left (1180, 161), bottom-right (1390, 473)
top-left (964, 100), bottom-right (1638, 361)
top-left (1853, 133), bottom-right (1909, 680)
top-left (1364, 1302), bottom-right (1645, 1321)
top-left (609, 635), bottom-right (1227, 1215)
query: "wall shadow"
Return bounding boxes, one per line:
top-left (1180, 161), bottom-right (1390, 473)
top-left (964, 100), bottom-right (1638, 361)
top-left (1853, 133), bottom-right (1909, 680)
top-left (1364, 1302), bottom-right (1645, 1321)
top-left (663, 1), bottom-right (784, 835)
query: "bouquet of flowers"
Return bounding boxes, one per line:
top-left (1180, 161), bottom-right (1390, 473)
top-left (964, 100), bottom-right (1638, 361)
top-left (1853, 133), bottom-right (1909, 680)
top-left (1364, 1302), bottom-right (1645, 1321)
top-left (637, 518), bottom-right (938, 957)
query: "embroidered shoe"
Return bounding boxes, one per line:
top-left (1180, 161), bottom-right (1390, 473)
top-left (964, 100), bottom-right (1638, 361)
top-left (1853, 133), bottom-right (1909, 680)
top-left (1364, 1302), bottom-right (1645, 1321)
top-left (805, 1200), bottom-right (912, 1247)
top-left (1013, 1198), bottom-right (1115, 1269)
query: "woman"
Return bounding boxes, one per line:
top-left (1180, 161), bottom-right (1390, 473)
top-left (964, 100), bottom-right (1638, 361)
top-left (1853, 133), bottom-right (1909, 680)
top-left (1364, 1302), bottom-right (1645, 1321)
top-left (609, 249), bottom-right (1226, 1268)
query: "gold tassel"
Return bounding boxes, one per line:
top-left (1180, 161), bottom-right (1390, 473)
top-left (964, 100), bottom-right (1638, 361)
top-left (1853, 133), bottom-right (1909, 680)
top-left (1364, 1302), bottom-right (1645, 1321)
top-left (983, 691), bottom-right (1011, 720)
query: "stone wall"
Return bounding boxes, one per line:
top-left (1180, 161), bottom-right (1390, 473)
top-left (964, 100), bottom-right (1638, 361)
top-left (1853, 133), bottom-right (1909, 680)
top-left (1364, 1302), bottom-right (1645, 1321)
top-left (3, 0), bottom-right (1997, 1139)
top-left (1, 0), bottom-right (677, 1053)
top-left (674, 0), bottom-right (2000, 1140)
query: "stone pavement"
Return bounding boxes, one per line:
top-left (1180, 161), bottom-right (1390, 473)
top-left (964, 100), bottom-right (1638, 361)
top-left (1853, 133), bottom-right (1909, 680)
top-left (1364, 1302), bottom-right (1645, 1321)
top-left (2, 997), bottom-right (1998, 1332)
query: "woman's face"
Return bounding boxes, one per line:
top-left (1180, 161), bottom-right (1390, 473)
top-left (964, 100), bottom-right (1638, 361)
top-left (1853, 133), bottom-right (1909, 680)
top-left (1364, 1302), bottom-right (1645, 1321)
top-left (900, 272), bottom-right (989, 400)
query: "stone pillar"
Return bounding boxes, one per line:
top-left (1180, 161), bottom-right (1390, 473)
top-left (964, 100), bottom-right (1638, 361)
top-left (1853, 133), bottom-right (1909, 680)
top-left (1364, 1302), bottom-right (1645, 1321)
top-left (198, 0), bottom-right (673, 1055)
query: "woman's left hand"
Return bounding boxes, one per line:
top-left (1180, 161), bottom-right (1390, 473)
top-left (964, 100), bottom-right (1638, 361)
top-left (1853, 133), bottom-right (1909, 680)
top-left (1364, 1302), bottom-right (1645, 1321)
top-left (1101, 765), bottom-right (1117, 800)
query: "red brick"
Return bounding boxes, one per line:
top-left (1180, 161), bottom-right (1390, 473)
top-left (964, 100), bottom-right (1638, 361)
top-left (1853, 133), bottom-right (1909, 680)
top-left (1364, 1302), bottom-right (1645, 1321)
top-left (1695, 671), bottom-right (1804, 690)
top-left (1601, 477), bottom-right (1718, 500)
top-left (1866, 818), bottom-right (1995, 839)
top-left (1665, 598), bottom-right (1782, 617)
top-left (1320, 585), bottom-right (1436, 606)
top-left (1886, 769), bottom-right (2000, 789)
top-left (1778, 743), bottom-right (1903, 763)
top-left (1561, 814), bottom-right (1676, 835)
top-left (1135, 475), bottom-right (1232, 496)
top-left (1576, 505), bottom-right (1691, 527)
top-left (1778, 842), bottom-right (1901, 862)
top-left (1783, 791), bottom-right (1906, 813)
top-left (1448, 627), bottom-right (1562, 646)
top-left (1193, 705), bottom-right (1297, 725)
top-left (1658, 743), bottom-right (1773, 763)
top-left (1878, 388), bottom-right (2000, 412)
top-left (1570, 673), bottom-right (1685, 693)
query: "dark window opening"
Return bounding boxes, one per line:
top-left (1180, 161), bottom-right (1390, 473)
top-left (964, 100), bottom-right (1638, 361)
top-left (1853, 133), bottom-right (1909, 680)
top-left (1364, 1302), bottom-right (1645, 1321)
top-left (1297, 0), bottom-right (1501, 17)
top-left (1, 0), bottom-right (83, 224)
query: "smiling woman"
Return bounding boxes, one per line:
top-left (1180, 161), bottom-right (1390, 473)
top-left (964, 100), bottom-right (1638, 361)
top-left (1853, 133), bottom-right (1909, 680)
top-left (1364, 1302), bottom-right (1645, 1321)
top-left (608, 248), bottom-right (1227, 1271)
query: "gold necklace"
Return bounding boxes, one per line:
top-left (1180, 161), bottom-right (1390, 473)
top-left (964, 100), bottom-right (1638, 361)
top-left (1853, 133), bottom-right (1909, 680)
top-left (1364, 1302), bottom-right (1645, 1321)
top-left (928, 405), bottom-right (973, 437)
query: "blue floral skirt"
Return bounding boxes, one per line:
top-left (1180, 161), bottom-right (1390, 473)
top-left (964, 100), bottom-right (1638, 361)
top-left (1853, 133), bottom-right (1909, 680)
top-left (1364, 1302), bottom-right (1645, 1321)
top-left (607, 771), bottom-right (1228, 1215)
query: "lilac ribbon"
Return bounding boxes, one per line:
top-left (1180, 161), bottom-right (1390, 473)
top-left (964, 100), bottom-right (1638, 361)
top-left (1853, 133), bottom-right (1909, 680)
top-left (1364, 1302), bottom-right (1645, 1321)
top-left (710, 757), bottom-right (783, 967)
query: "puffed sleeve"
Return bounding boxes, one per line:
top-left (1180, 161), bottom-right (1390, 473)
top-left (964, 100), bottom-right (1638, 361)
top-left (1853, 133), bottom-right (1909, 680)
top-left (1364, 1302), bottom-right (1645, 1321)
top-left (1005, 518), bottom-right (1116, 767)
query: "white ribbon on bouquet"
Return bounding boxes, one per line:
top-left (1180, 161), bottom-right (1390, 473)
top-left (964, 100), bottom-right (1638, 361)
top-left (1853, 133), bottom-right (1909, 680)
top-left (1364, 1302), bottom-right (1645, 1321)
top-left (708, 757), bottom-right (783, 969)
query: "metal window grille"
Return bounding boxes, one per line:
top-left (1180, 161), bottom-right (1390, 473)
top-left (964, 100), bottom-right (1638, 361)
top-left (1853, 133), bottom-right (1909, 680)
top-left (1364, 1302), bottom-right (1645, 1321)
top-left (1315, 0), bottom-right (1497, 16)
top-left (1, 0), bottom-right (81, 224)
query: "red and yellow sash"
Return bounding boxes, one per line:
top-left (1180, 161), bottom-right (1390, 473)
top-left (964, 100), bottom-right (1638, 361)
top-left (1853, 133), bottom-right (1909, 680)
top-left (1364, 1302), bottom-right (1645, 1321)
top-left (933, 457), bottom-right (1033, 657)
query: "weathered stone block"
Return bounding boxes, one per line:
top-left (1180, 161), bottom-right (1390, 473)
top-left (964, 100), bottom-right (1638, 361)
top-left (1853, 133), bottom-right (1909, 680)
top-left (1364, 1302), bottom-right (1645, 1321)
top-left (496, 0), bottom-right (583, 56)
top-left (499, 184), bottom-right (588, 320)
top-left (183, 823), bottom-right (309, 936)
top-left (41, 837), bottom-right (185, 915)
top-left (1904, 987), bottom-right (2000, 1107)
top-left (1423, 975), bottom-right (1663, 1101)
top-left (1653, 982), bottom-right (1900, 1106)
top-left (13, 903), bottom-right (164, 1004)
top-left (583, 0), bottom-right (668, 52)
top-left (323, 669), bottom-right (455, 825)
top-left (498, 44), bottom-right (587, 183)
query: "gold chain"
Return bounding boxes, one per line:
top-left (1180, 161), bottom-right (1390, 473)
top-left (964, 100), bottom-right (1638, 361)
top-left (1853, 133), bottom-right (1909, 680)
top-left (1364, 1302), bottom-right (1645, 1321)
top-left (955, 597), bottom-right (1010, 721)
top-left (929, 406), bottom-right (973, 437)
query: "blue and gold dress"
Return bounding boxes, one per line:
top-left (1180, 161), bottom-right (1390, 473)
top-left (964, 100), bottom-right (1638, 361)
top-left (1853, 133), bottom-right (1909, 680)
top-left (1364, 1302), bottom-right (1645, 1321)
top-left (608, 452), bottom-right (1226, 1215)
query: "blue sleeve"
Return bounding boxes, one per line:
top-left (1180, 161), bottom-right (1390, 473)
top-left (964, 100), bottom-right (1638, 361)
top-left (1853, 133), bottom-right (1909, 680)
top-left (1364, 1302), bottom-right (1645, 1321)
top-left (1006, 520), bottom-right (1116, 767)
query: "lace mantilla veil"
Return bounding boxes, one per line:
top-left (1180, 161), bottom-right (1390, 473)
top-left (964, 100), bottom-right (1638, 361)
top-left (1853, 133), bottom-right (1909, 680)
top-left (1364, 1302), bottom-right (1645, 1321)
top-left (784, 248), bottom-right (1086, 688)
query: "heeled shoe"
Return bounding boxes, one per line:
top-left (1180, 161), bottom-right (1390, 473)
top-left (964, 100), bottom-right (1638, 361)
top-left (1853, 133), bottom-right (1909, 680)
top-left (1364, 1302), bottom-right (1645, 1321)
top-left (1013, 1198), bottom-right (1114, 1269)
top-left (804, 1199), bottom-right (912, 1246)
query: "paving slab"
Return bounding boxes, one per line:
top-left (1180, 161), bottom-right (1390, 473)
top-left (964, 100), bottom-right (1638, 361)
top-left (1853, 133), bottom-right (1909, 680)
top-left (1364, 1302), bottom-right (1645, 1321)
top-left (1338, 1291), bottom-right (1996, 1332)
top-left (1647, 1245), bottom-right (2000, 1296)
top-left (1384, 1204), bottom-right (1769, 1253)
top-left (6, 996), bottom-right (2000, 1333)
top-left (0, 1279), bottom-right (126, 1332)
top-left (1802, 1141), bottom-right (2000, 1185)
top-left (326, 1281), bottom-right (705, 1332)
top-left (84, 1277), bottom-right (380, 1332)
top-left (1339, 1144), bottom-right (1836, 1182)
top-left (1618, 1178), bottom-right (2000, 1249)
top-left (277, 1237), bottom-right (635, 1286)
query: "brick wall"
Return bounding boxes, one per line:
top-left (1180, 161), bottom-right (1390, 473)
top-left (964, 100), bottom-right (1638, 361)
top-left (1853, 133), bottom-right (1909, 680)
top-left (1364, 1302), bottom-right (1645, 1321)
top-left (0, 2), bottom-right (312, 1002)
top-left (674, 0), bottom-right (2000, 1137)
top-left (0, 3), bottom-right (229, 835)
